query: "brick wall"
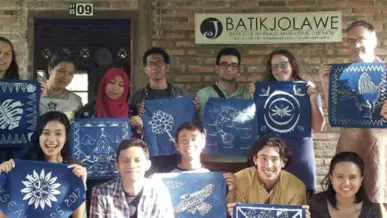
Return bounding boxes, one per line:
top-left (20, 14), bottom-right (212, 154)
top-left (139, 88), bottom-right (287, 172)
top-left (151, 0), bottom-right (387, 189)
top-left (1, 0), bottom-right (386, 190)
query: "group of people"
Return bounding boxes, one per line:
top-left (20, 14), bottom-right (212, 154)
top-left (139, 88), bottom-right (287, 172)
top-left (0, 19), bottom-right (386, 218)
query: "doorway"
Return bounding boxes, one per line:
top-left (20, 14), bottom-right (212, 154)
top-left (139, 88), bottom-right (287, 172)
top-left (34, 18), bottom-right (132, 104)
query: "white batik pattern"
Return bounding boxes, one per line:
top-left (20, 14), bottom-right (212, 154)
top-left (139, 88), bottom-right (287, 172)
top-left (21, 169), bottom-right (61, 210)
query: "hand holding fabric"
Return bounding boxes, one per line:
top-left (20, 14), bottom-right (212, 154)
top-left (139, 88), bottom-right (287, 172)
top-left (227, 202), bottom-right (236, 218)
top-left (248, 81), bottom-right (256, 98)
top-left (68, 164), bottom-right (87, 185)
top-left (307, 80), bottom-right (318, 102)
top-left (193, 96), bottom-right (201, 111)
top-left (380, 100), bottom-right (387, 120)
top-left (318, 64), bottom-right (332, 84)
top-left (223, 172), bottom-right (236, 192)
top-left (130, 115), bottom-right (144, 132)
top-left (302, 205), bottom-right (311, 218)
top-left (37, 75), bottom-right (47, 96)
top-left (136, 101), bottom-right (145, 116)
top-left (0, 159), bottom-right (15, 173)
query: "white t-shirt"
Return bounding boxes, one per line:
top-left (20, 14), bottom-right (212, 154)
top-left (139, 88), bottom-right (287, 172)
top-left (40, 90), bottom-right (83, 118)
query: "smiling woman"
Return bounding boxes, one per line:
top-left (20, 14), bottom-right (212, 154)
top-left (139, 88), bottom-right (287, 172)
top-left (75, 67), bottom-right (143, 135)
top-left (39, 52), bottom-right (83, 118)
top-left (259, 49), bottom-right (326, 197)
top-left (76, 67), bottom-right (129, 119)
top-left (0, 37), bottom-right (19, 80)
top-left (0, 111), bottom-right (87, 218)
top-left (308, 152), bottom-right (380, 218)
top-left (0, 36), bottom-right (49, 165)
top-left (75, 67), bottom-right (145, 216)
top-left (0, 37), bottom-right (22, 164)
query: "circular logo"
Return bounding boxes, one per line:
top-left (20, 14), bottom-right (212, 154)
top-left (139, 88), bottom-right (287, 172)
top-left (200, 17), bottom-right (223, 39)
top-left (263, 90), bottom-right (301, 133)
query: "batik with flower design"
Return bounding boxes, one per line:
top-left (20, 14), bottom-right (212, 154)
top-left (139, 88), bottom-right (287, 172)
top-left (0, 159), bottom-right (85, 218)
top-left (142, 96), bottom-right (196, 156)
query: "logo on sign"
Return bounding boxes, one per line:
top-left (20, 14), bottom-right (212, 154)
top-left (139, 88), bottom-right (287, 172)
top-left (200, 18), bottom-right (223, 39)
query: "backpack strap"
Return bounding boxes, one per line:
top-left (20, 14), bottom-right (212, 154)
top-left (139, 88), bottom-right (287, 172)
top-left (212, 84), bottom-right (226, 98)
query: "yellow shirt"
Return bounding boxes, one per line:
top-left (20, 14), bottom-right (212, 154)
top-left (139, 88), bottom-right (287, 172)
top-left (235, 167), bottom-right (307, 205)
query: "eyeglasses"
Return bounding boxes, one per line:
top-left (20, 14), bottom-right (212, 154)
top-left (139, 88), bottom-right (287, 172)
top-left (145, 61), bottom-right (165, 68)
top-left (218, 62), bottom-right (239, 70)
top-left (271, 61), bottom-right (289, 70)
top-left (346, 37), bottom-right (367, 45)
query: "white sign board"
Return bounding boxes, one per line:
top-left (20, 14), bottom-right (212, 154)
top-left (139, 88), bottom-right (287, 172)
top-left (195, 12), bottom-right (342, 44)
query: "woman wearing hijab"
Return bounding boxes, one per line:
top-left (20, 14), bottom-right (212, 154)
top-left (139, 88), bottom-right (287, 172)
top-left (76, 67), bottom-right (143, 215)
top-left (76, 67), bottom-right (143, 133)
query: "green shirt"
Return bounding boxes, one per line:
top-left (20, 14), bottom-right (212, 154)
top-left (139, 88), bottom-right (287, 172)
top-left (196, 82), bottom-right (252, 163)
top-left (196, 82), bottom-right (252, 117)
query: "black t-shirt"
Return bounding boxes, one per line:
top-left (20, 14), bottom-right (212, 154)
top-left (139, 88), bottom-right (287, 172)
top-left (125, 188), bottom-right (143, 218)
top-left (146, 86), bottom-right (171, 100)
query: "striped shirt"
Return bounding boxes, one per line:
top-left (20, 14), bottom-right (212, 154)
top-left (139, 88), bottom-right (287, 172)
top-left (90, 178), bottom-right (174, 218)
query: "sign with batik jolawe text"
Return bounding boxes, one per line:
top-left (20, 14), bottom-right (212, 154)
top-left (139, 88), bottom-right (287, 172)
top-left (0, 80), bottom-right (40, 148)
top-left (195, 12), bottom-right (342, 44)
top-left (0, 160), bottom-right (86, 218)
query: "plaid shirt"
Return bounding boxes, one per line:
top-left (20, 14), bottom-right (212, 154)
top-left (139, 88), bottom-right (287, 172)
top-left (89, 178), bottom-right (174, 218)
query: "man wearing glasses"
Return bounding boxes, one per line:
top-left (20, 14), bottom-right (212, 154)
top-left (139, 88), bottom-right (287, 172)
top-left (196, 47), bottom-right (253, 117)
top-left (129, 47), bottom-right (188, 116)
top-left (196, 47), bottom-right (254, 172)
top-left (129, 47), bottom-right (189, 174)
top-left (318, 20), bottom-right (387, 216)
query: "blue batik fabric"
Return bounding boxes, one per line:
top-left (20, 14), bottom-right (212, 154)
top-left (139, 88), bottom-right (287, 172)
top-left (142, 96), bottom-right (196, 156)
top-left (329, 63), bottom-right (387, 128)
top-left (233, 203), bottom-right (305, 218)
top-left (0, 80), bottom-right (40, 148)
top-left (202, 97), bottom-right (257, 156)
top-left (156, 171), bottom-right (227, 218)
top-left (70, 118), bottom-right (131, 180)
top-left (254, 81), bottom-right (311, 137)
top-left (0, 159), bottom-right (86, 218)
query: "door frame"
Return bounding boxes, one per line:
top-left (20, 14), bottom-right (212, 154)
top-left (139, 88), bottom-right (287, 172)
top-left (27, 10), bottom-right (138, 84)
